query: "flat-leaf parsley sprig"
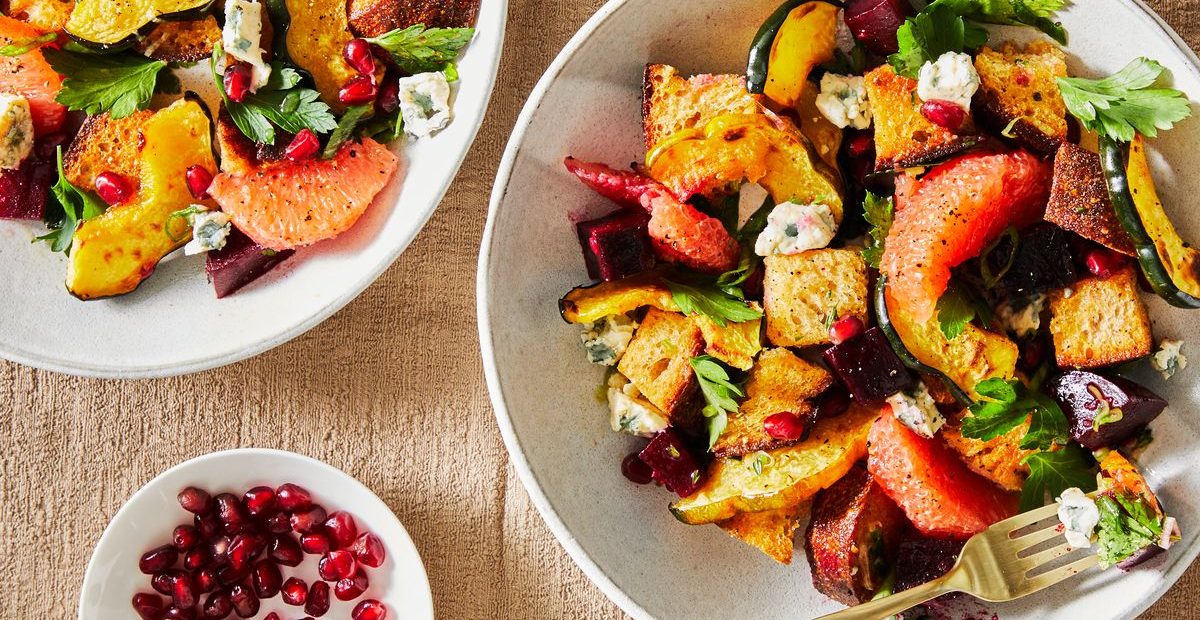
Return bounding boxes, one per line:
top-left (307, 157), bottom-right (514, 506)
top-left (1058, 57), bottom-right (1193, 142)
top-left (690, 355), bottom-right (745, 449)
top-left (210, 42), bottom-right (337, 145)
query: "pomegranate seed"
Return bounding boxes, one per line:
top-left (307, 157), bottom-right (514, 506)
top-left (271, 534), bottom-right (304, 566)
top-left (217, 563), bottom-right (250, 587)
top-left (290, 505), bottom-right (327, 533)
top-left (828, 315), bottom-right (865, 345)
top-left (846, 132), bottom-right (874, 158)
top-left (208, 535), bottom-right (232, 566)
top-left (343, 38), bottom-right (375, 74)
top-left (252, 560), bottom-right (282, 598)
top-left (179, 487), bottom-right (213, 515)
top-left (152, 572), bottom-right (175, 595)
top-left (620, 452), bottom-right (653, 485)
top-left (264, 511), bottom-right (292, 534)
top-left (171, 573), bottom-right (197, 609)
top-left (324, 511), bottom-right (358, 548)
top-left (242, 486), bottom-right (276, 515)
top-left (132, 593), bottom-right (165, 620)
top-left (300, 532), bottom-right (332, 555)
top-left (172, 525), bottom-right (200, 551)
top-left (265, 614), bottom-right (281, 620)
top-left (920, 99), bottom-right (967, 130)
top-left (305, 581), bottom-right (331, 617)
top-left (319, 549), bottom-right (357, 581)
top-left (352, 600), bottom-right (388, 620)
top-left (194, 569), bottom-right (218, 594)
top-left (223, 62), bottom-right (253, 103)
top-left (1086, 249), bottom-right (1127, 279)
top-left (350, 532), bottom-right (386, 568)
top-left (228, 584), bottom-right (258, 618)
top-left (184, 547), bottom-right (209, 570)
top-left (185, 165), bottom-right (214, 200)
top-left (376, 77), bottom-right (399, 114)
top-left (140, 545), bottom-right (178, 574)
top-left (227, 533), bottom-right (264, 570)
top-left (162, 607), bottom-right (196, 620)
top-left (335, 569), bottom-right (369, 601)
top-left (284, 128), bottom-right (320, 161)
top-left (275, 484), bottom-right (313, 511)
top-left (215, 494), bottom-right (250, 533)
top-left (94, 171), bottom-right (133, 205)
top-left (202, 590), bottom-right (232, 618)
top-left (338, 74), bottom-right (377, 105)
top-left (195, 513), bottom-right (221, 539)
top-left (1015, 70), bottom-right (1031, 86)
top-left (814, 385), bottom-right (851, 420)
top-left (281, 577), bottom-right (308, 606)
top-left (763, 412), bottom-right (807, 441)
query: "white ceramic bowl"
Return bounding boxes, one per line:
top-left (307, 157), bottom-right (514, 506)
top-left (478, 1), bottom-right (1200, 618)
top-left (79, 449), bottom-right (432, 619)
top-left (0, 2), bottom-right (506, 379)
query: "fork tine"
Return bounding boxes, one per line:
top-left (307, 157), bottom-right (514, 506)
top-left (999, 503), bottom-right (1061, 532)
top-left (1017, 554), bottom-right (1101, 596)
top-left (1012, 524), bottom-right (1066, 550)
top-left (1015, 540), bottom-right (1075, 572)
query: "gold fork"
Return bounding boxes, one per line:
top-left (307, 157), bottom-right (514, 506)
top-left (814, 502), bottom-right (1100, 620)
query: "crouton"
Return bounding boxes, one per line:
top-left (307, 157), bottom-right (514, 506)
top-left (712, 348), bottom-right (833, 459)
top-left (694, 303), bottom-right (763, 371)
top-left (973, 42), bottom-right (1069, 155)
top-left (719, 504), bottom-right (806, 564)
top-left (617, 308), bottom-right (705, 418)
top-left (4, 0), bottom-right (73, 31)
top-left (642, 64), bottom-right (761, 151)
top-left (764, 249), bottom-right (868, 348)
top-left (348, 0), bottom-right (479, 37)
top-left (135, 16), bottom-right (221, 62)
top-left (1046, 142), bottom-right (1137, 256)
top-left (940, 414), bottom-right (1032, 492)
top-left (1049, 267), bottom-right (1153, 369)
top-left (864, 64), bottom-right (978, 171)
top-left (63, 110), bottom-right (154, 194)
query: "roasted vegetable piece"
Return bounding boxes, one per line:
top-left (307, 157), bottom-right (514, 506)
top-left (985, 223), bottom-right (1078, 299)
top-left (284, 0), bottom-right (358, 111)
top-left (66, 97), bottom-right (218, 300)
top-left (822, 327), bottom-right (915, 405)
top-left (206, 227), bottom-right (295, 298)
top-left (796, 81), bottom-right (842, 171)
top-left (760, 1), bottom-right (839, 110)
top-left (806, 464), bottom-right (907, 605)
top-left (576, 209), bottom-right (655, 282)
top-left (694, 307), bottom-right (763, 372)
top-left (719, 505), bottom-right (805, 564)
top-left (843, 0), bottom-right (912, 55)
top-left (639, 429), bottom-right (706, 497)
top-left (670, 402), bottom-right (879, 525)
top-left (0, 152), bottom-right (55, 221)
top-left (558, 275), bottom-right (678, 324)
top-left (65, 0), bottom-right (215, 48)
top-left (136, 16), bottom-right (222, 62)
top-left (1047, 371), bottom-right (1167, 451)
top-left (746, 0), bottom-right (803, 95)
top-left (892, 531), bottom-right (966, 593)
top-left (5, 0), bottom-right (75, 31)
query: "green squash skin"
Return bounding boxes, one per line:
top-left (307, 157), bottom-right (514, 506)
top-left (1099, 135), bottom-right (1200, 309)
top-left (65, 0), bottom-right (216, 50)
top-left (746, 0), bottom-right (845, 94)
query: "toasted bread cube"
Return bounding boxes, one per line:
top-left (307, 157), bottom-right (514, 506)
top-left (712, 348), bottom-right (833, 459)
top-left (642, 64), bottom-right (760, 151)
top-left (973, 42), bottom-right (1069, 155)
top-left (718, 504), bottom-right (806, 564)
top-left (695, 303), bottom-right (763, 371)
top-left (5, 0), bottom-right (73, 30)
top-left (1046, 142), bottom-right (1137, 256)
top-left (348, 0), bottom-right (479, 37)
top-left (864, 65), bottom-right (977, 171)
top-left (617, 308), bottom-right (705, 417)
top-left (941, 416), bottom-right (1032, 492)
top-left (764, 249), bottom-right (868, 348)
top-left (135, 17), bottom-right (221, 62)
top-left (63, 110), bottom-right (154, 194)
top-left (1049, 267), bottom-right (1152, 368)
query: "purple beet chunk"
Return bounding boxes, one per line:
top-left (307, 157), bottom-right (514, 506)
top-left (639, 429), bottom-right (705, 497)
top-left (0, 153), bottom-right (54, 220)
top-left (205, 227), bottom-right (295, 298)
top-left (988, 223), bottom-right (1077, 299)
top-left (1116, 543), bottom-right (1167, 571)
top-left (1048, 371), bottom-right (1167, 450)
top-left (844, 0), bottom-right (914, 55)
top-left (892, 530), bottom-right (966, 593)
top-left (823, 327), bottom-right (915, 405)
top-left (576, 208), bottom-right (655, 282)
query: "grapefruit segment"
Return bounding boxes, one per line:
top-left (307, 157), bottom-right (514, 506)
top-left (881, 150), bottom-right (1052, 322)
top-left (0, 16), bottom-right (65, 137)
top-left (867, 408), bottom-right (1017, 538)
top-left (209, 138), bottom-right (399, 251)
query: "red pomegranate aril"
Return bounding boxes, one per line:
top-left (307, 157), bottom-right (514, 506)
top-left (350, 532), bottom-right (386, 568)
top-left (251, 560), bottom-right (282, 598)
top-left (829, 315), bottom-right (865, 345)
top-left (171, 573), bottom-right (197, 609)
top-left (264, 614), bottom-right (281, 620)
top-left (208, 534), bottom-right (232, 564)
top-left (763, 411), bottom-right (808, 441)
top-left (814, 384), bottom-right (852, 420)
top-left (275, 483), bottom-right (313, 511)
top-left (271, 534), bottom-right (304, 566)
top-left (217, 563), bottom-right (250, 587)
top-left (179, 487), bottom-right (213, 515)
top-left (352, 600), bottom-right (388, 620)
top-left (1086, 249), bottom-right (1127, 279)
top-left (140, 545), bottom-right (179, 574)
top-left (920, 99), bottom-right (967, 130)
top-left (319, 549), bottom-right (357, 581)
top-left (343, 38), bottom-right (375, 74)
top-left (284, 128), bottom-right (320, 161)
top-left (194, 569), bottom-right (218, 594)
top-left (846, 132), bottom-right (874, 158)
top-left (281, 577), bottom-right (308, 606)
top-left (162, 607), bottom-right (196, 620)
top-left (242, 486), bottom-right (276, 515)
top-left (133, 593), bottom-right (165, 620)
top-left (223, 62), bottom-right (253, 103)
top-left (184, 547), bottom-right (209, 570)
top-left (215, 493), bottom-right (250, 533)
top-left (195, 513), bottom-right (221, 539)
top-left (264, 511), bottom-right (292, 534)
top-left (290, 505), bottom-right (327, 533)
top-left (335, 569), bottom-right (369, 601)
top-left (185, 164), bottom-right (214, 200)
top-left (202, 590), bottom-right (232, 619)
top-left (227, 533), bottom-right (264, 570)
top-left (300, 531), bottom-right (332, 554)
top-left (228, 584), bottom-right (258, 618)
top-left (172, 525), bottom-right (200, 551)
top-left (620, 452), bottom-right (653, 485)
top-left (324, 511), bottom-right (357, 548)
top-left (95, 170), bottom-right (133, 205)
top-left (376, 77), bottom-right (399, 114)
top-left (305, 581), bottom-right (331, 617)
top-left (338, 74), bottom-right (377, 105)
top-left (152, 572), bottom-right (175, 595)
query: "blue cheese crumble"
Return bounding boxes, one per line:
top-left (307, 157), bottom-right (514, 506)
top-left (223, 0), bottom-right (272, 88)
top-left (917, 51), bottom-right (980, 110)
top-left (1151, 339), bottom-right (1186, 380)
top-left (1056, 487), bottom-right (1100, 549)
top-left (580, 314), bottom-right (638, 366)
top-left (815, 73), bottom-right (872, 130)
top-left (183, 209), bottom-right (232, 256)
top-left (886, 382), bottom-right (944, 439)
top-left (0, 94), bottom-right (34, 170)
top-left (397, 72), bottom-right (453, 138)
top-left (996, 294), bottom-right (1045, 338)
top-left (607, 373), bottom-right (670, 438)
top-left (754, 202), bottom-right (837, 257)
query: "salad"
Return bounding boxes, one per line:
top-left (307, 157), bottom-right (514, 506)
top-left (556, 0), bottom-right (1192, 610)
top-left (0, 0), bottom-right (479, 299)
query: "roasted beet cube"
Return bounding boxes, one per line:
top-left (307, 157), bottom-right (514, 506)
top-left (1047, 371), bottom-right (1167, 450)
top-left (638, 429), bottom-right (705, 497)
top-left (205, 227), bottom-right (295, 298)
top-left (823, 327), bottom-right (915, 404)
top-left (893, 530), bottom-right (966, 593)
top-left (987, 223), bottom-right (1078, 298)
top-left (576, 208), bottom-right (655, 282)
top-left (844, 0), bottom-right (914, 55)
top-left (0, 154), bottom-right (54, 220)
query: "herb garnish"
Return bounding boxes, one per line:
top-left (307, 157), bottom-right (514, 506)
top-left (35, 146), bottom-right (107, 254)
top-left (962, 377), bottom-right (1069, 450)
top-left (690, 355), bottom-right (745, 449)
top-left (667, 280), bottom-right (764, 327)
top-left (322, 104), bottom-right (372, 158)
top-left (366, 24), bottom-right (475, 74)
top-left (1057, 57), bottom-right (1193, 142)
top-left (42, 49), bottom-right (176, 119)
top-left (210, 42), bottom-right (337, 145)
top-left (861, 191), bottom-right (894, 269)
top-left (1021, 444), bottom-right (1097, 512)
top-left (935, 285), bottom-right (976, 340)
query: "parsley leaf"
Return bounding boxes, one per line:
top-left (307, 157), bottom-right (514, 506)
top-left (667, 280), bottom-right (764, 327)
top-left (936, 285), bottom-right (975, 340)
top-left (861, 191), bottom-right (894, 268)
top-left (962, 377), bottom-right (1069, 451)
top-left (322, 105), bottom-right (372, 158)
top-left (210, 43), bottom-right (337, 144)
top-left (366, 25), bottom-right (475, 74)
top-left (926, 0), bottom-right (1068, 44)
top-left (1020, 445), bottom-right (1097, 511)
top-left (715, 247), bottom-right (758, 299)
top-left (42, 49), bottom-right (172, 119)
top-left (0, 32), bottom-right (57, 56)
top-left (1057, 57), bottom-right (1193, 142)
top-left (35, 146), bottom-right (107, 254)
top-left (690, 355), bottom-right (745, 449)
top-left (1096, 493), bottom-right (1160, 568)
top-left (888, 5), bottom-right (986, 78)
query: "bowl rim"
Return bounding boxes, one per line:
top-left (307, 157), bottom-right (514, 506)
top-left (76, 447), bottom-right (433, 619)
top-left (476, 1), bottom-right (1200, 618)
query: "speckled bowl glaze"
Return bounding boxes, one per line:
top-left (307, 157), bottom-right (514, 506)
top-left (478, 1), bottom-right (1200, 618)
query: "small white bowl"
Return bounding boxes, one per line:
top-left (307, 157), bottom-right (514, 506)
top-left (79, 449), bottom-right (432, 619)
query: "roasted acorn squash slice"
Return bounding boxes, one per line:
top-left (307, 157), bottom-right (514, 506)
top-left (558, 275), bottom-right (679, 324)
top-left (285, 0), bottom-right (358, 111)
top-left (65, 0), bottom-right (215, 48)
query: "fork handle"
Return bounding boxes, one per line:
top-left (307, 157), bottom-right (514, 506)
top-left (811, 575), bottom-right (958, 620)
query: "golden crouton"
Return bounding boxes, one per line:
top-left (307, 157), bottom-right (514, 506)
top-left (694, 303), bottom-right (763, 371)
top-left (617, 308), bottom-right (705, 418)
top-left (712, 348), bottom-right (833, 459)
top-left (642, 64), bottom-right (761, 151)
top-left (764, 249), bottom-right (868, 348)
top-left (941, 414), bottom-right (1032, 492)
top-left (973, 42), bottom-right (1069, 155)
top-left (1049, 267), bottom-right (1153, 369)
top-left (63, 110), bottom-right (154, 194)
top-left (718, 503), bottom-right (806, 564)
top-left (135, 17), bottom-right (221, 62)
top-left (1046, 142), bottom-right (1137, 256)
top-left (348, 0), bottom-right (479, 37)
top-left (863, 65), bottom-right (977, 171)
top-left (4, 0), bottom-right (73, 31)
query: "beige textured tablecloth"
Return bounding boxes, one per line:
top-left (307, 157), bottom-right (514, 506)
top-left (3, 1), bottom-right (1200, 618)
